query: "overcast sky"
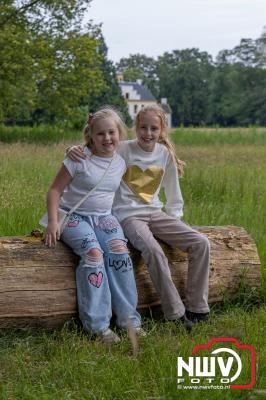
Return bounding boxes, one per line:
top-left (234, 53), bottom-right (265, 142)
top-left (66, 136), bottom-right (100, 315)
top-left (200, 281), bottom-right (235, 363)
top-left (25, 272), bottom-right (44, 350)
top-left (85, 0), bottom-right (266, 62)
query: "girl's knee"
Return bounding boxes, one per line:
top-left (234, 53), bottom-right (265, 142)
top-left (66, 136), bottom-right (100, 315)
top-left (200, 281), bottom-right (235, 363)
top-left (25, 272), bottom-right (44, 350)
top-left (81, 247), bottom-right (103, 266)
top-left (88, 248), bottom-right (102, 259)
top-left (201, 234), bottom-right (210, 248)
top-left (196, 234), bottom-right (210, 253)
top-left (107, 240), bottom-right (133, 273)
top-left (107, 239), bottom-right (129, 254)
top-left (142, 240), bottom-right (165, 259)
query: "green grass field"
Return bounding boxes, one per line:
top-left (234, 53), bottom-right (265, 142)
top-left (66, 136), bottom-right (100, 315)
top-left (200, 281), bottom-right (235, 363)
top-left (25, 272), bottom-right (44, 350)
top-left (0, 128), bottom-right (265, 399)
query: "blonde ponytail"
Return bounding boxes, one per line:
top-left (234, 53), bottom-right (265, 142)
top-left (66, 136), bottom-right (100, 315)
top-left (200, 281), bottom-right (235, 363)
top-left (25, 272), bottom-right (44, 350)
top-left (158, 136), bottom-right (185, 177)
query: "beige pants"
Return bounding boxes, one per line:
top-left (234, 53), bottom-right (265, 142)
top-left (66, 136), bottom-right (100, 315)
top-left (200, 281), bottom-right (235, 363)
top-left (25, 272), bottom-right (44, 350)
top-left (121, 211), bottom-right (210, 319)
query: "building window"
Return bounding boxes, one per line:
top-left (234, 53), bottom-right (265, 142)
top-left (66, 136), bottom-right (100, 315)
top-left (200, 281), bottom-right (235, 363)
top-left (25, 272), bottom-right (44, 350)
top-left (125, 92), bottom-right (129, 99)
top-left (134, 104), bottom-right (138, 113)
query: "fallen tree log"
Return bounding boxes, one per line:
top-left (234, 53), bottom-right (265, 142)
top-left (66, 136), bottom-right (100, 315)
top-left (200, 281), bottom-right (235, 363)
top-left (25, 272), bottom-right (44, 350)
top-left (0, 226), bottom-right (261, 328)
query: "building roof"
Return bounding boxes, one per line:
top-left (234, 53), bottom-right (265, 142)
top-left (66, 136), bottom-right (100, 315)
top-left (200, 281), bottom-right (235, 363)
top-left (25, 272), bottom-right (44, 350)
top-left (120, 81), bottom-right (156, 101)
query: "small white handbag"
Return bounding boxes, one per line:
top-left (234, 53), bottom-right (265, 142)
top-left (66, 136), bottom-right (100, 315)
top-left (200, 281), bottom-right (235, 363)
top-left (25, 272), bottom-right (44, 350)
top-left (39, 156), bottom-right (114, 236)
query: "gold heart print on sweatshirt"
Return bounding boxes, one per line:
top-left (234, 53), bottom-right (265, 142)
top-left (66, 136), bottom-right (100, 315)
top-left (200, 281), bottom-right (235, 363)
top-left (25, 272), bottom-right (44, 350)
top-left (122, 165), bottom-right (164, 203)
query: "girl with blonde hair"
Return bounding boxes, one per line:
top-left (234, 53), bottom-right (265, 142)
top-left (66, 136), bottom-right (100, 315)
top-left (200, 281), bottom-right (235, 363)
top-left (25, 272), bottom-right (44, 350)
top-left (45, 106), bottom-right (143, 343)
top-left (68, 104), bottom-right (210, 331)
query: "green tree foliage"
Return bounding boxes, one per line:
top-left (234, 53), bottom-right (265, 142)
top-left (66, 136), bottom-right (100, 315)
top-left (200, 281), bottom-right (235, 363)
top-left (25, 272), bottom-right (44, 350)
top-left (116, 54), bottom-right (159, 98)
top-left (216, 27), bottom-right (266, 68)
top-left (31, 25), bottom-right (105, 123)
top-left (0, 12), bottom-right (36, 122)
top-left (157, 49), bottom-right (214, 126)
top-left (2, 3), bottom-right (266, 128)
top-left (116, 27), bottom-right (266, 127)
top-left (0, 1), bottom-right (127, 125)
top-left (0, 0), bottom-right (90, 32)
top-left (208, 64), bottom-right (266, 126)
top-left (115, 50), bottom-right (214, 126)
top-left (211, 27), bottom-right (266, 126)
top-left (256, 26), bottom-right (266, 67)
top-left (86, 36), bottom-right (131, 125)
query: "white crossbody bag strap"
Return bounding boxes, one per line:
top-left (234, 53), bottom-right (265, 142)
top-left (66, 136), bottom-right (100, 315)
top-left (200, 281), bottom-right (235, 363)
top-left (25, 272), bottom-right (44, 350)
top-left (65, 155), bottom-right (114, 217)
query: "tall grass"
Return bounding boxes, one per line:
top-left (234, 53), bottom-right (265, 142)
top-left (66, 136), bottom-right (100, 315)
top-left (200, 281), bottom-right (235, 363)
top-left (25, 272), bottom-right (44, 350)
top-left (0, 131), bottom-right (265, 399)
top-left (171, 126), bottom-right (266, 146)
top-left (0, 125), bottom-right (83, 144)
top-left (2, 124), bottom-right (266, 145)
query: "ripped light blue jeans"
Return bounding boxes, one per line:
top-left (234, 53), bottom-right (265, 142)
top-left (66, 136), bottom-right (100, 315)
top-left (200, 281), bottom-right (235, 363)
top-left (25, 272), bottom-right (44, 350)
top-left (61, 213), bottom-right (141, 333)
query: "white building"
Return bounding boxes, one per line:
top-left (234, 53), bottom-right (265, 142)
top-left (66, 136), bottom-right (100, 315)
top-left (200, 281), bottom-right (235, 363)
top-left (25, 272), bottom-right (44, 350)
top-left (118, 78), bottom-right (172, 127)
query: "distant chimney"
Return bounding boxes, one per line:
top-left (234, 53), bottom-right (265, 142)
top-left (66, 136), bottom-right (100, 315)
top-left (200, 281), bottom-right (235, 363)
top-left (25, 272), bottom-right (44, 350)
top-left (117, 72), bottom-right (124, 82)
top-left (136, 79), bottom-right (143, 85)
top-left (161, 98), bottom-right (167, 104)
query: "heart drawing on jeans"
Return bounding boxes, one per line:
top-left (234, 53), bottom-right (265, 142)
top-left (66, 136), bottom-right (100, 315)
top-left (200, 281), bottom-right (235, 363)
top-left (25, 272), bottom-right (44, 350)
top-left (88, 272), bottom-right (103, 288)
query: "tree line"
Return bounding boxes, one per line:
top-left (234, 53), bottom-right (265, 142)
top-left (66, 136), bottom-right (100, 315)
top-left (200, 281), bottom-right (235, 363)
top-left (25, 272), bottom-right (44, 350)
top-left (116, 29), bottom-right (266, 127)
top-left (1, 2), bottom-right (266, 127)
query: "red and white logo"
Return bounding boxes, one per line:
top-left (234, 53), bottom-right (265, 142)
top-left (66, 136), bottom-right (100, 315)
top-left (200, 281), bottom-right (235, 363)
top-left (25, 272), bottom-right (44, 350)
top-left (177, 338), bottom-right (256, 390)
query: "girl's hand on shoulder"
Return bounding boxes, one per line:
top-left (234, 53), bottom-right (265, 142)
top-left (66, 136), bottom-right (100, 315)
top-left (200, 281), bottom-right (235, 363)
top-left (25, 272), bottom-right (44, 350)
top-left (67, 145), bottom-right (86, 161)
top-left (44, 221), bottom-right (60, 247)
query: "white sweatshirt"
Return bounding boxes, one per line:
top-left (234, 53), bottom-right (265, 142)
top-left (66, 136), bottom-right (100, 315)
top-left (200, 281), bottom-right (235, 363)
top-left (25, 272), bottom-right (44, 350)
top-left (113, 140), bottom-right (184, 222)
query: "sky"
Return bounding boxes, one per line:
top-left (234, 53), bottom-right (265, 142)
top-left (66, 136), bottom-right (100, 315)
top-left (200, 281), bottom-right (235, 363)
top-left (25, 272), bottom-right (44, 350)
top-left (85, 0), bottom-right (266, 63)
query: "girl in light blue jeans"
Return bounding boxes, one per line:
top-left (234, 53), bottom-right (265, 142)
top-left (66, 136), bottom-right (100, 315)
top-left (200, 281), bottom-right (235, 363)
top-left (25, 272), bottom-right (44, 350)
top-left (44, 107), bottom-right (143, 343)
top-left (61, 213), bottom-right (140, 334)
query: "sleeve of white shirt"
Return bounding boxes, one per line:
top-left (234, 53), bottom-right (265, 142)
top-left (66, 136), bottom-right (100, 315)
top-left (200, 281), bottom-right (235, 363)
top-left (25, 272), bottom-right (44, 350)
top-left (62, 157), bottom-right (79, 177)
top-left (117, 141), bottom-right (127, 160)
top-left (117, 153), bottom-right (127, 175)
top-left (161, 154), bottom-right (184, 219)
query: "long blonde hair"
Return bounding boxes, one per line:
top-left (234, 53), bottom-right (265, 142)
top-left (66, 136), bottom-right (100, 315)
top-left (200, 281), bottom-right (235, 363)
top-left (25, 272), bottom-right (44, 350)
top-left (134, 104), bottom-right (185, 177)
top-left (83, 106), bottom-right (126, 149)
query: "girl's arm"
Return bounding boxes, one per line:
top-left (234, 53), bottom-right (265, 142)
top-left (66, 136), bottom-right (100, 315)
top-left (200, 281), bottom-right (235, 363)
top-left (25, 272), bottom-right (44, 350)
top-left (45, 165), bottom-right (72, 247)
top-left (161, 155), bottom-right (184, 219)
top-left (66, 141), bottom-right (127, 162)
top-left (66, 145), bottom-right (86, 161)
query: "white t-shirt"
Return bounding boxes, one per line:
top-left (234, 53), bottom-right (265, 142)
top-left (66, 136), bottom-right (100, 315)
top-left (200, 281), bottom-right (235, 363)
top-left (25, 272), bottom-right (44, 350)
top-left (112, 140), bottom-right (184, 222)
top-left (60, 147), bottom-right (126, 216)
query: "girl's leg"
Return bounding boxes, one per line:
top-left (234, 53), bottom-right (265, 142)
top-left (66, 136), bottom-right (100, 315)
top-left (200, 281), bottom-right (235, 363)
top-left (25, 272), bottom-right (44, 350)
top-left (61, 213), bottom-right (112, 333)
top-left (149, 212), bottom-right (210, 315)
top-left (93, 215), bottom-right (141, 330)
top-left (121, 215), bottom-right (186, 320)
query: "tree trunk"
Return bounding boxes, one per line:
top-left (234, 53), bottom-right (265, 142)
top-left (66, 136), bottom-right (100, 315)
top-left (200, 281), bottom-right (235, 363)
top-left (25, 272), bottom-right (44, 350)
top-left (0, 226), bottom-right (261, 328)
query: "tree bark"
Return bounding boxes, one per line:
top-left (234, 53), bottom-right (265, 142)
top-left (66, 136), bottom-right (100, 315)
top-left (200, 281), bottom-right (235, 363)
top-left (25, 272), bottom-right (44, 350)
top-left (0, 226), bottom-right (261, 328)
